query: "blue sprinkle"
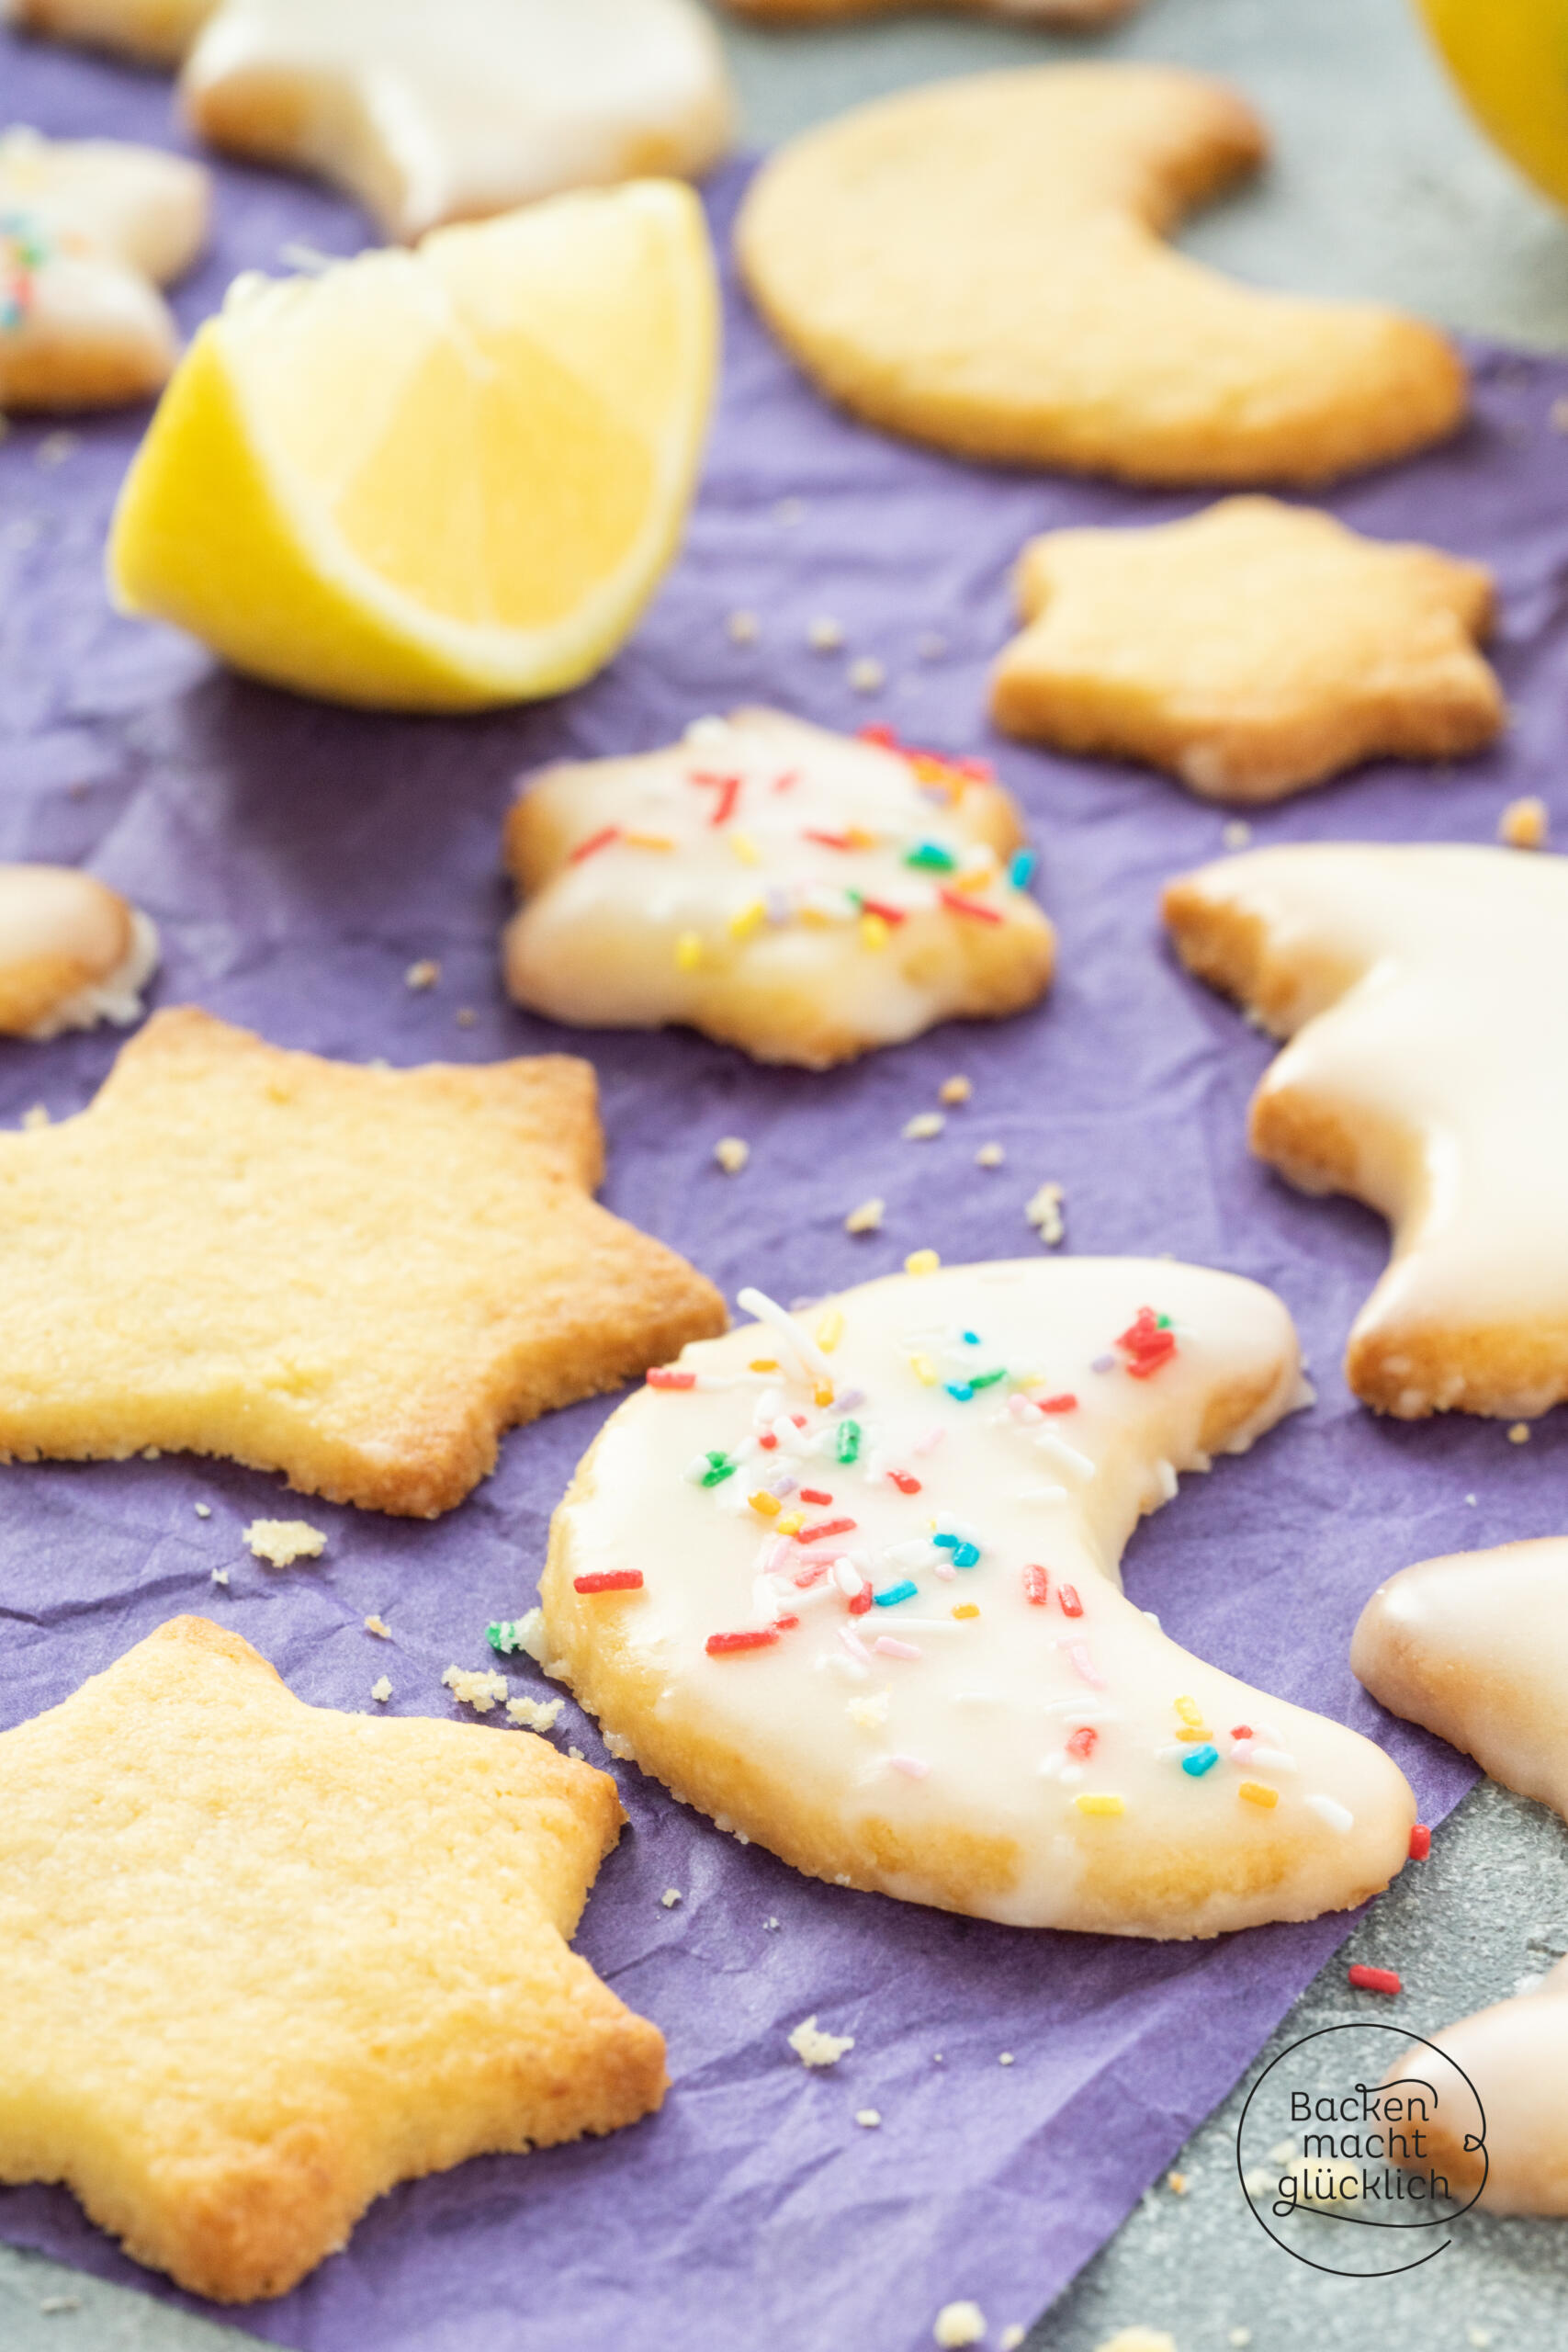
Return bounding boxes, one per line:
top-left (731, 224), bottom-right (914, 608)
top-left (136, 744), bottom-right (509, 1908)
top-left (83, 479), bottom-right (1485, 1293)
top-left (951, 1542), bottom-right (981, 1569)
top-left (945, 1381), bottom-right (975, 1402)
top-left (1010, 847), bottom-right (1038, 891)
top-left (1181, 1745), bottom-right (1220, 1778)
top-left (962, 1330), bottom-right (980, 1345)
top-left (932, 1532), bottom-right (959, 1550)
top-left (873, 1579), bottom-right (919, 1609)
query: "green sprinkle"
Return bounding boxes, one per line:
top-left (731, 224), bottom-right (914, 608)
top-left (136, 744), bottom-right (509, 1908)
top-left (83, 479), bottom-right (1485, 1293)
top-left (904, 842), bottom-right (957, 873)
top-left (1156, 1315), bottom-right (1173, 1330)
top-left (487, 1620), bottom-right (520, 1655)
top-left (836, 1419), bottom-right (862, 1464)
top-left (968, 1368), bottom-right (1006, 1391)
top-left (700, 1453), bottom-right (736, 1487)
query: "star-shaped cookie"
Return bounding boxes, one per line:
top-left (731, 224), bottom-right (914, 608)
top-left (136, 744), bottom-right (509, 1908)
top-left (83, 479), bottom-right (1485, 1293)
top-left (990, 498), bottom-right (1504, 802)
top-left (0, 127), bottom-right (208, 411)
top-left (0, 1614), bottom-right (667, 2301)
top-left (502, 708), bottom-right (1055, 1069)
top-left (722, 0), bottom-right (1135, 23)
top-left (1164, 843), bottom-right (1568, 1421)
top-left (536, 1258), bottom-right (1415, 1937)
top-left (1382, 1957), bottom-right (1568, 2215)
top-left (0, 861), bottom-right (158, 1036)
top-left (0, 1007), bottom-right (725, 1513)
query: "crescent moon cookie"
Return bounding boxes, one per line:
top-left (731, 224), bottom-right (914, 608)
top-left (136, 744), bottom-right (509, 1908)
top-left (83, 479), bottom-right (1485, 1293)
top-left (734, 67), bottom-right (1467, 487)
top-left (1382, 1958), bottom-right (1568, 2214)
top-left (502, 710), bottom-right (1055, 1069)
top-left (178, 0), bottom-right (733, 243)
top-left (0, 863), bottom-right (158, 1038)
top-left (0, 1616), bottom-right (667, 2301)
top-left (1165, 843), bottom-right (1568, 1422)
top-left (0, 128), bottom-right (209, 412)
top-left (990, 498), bottom-right (1504, 803)
top-left (535, 1259), bottom-right (1416, 1937)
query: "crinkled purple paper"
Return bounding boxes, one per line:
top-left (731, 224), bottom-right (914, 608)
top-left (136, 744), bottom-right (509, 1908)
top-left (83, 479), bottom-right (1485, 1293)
top-left (4, 29), bottom-right (1567, 2351)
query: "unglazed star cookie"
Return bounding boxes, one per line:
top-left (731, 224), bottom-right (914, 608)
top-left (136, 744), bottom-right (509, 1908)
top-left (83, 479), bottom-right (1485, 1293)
top-left (990, 499), bottom-right (1504, 802)
top-left (0, 1615), bottom-right (666, 2301)
top-left (0, 1007), bottom-right (725, 1513)
top-left (0, 128), bottom-right (208, 411)
top-left (179, 0), bottom-right (733, 242)
top-left (1164, 844), bottom-right (1568, 1421)
top-left (502, 710), bottom-right (1055, 1069)
top-left (735, 67), bottom-right (1466, 485)
top-left (0, 863), bottom-right (158, 1037)
top-left (1382, 1959), bottom-right (1568, 2213)
top-left (536, 1259), bottom-right (1416, 1936)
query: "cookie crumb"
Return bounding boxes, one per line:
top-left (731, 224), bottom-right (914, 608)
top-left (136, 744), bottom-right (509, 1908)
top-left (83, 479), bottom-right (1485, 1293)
top-left (455, 1006), bottom-right (477, 1028)
top-left (844, 1196), bottom-right (885, 1235)
top-left (210, 1567), bottom-right (229, 1587)
top-left (904, 1111), bottom-right (945, 1141)
top-left (714, 1136), bottom-right (750, 1174)
top-left (1167, 2169), bottom-right (1189, 2194)
top-left (1093, 2334), bottom-right (1176, 2352)
top-left (1222, 819), bottom-right (1252, 851)
top-left (442, 1664), bottom-right (508, 1713)
top-left (1025, 1182), bottom-right (1066, 1246)
top-left (38, 430), bottom-right (78, 468)
top-left (1228, 2333), bottom-right (1253, 2349)
top-left (506, 1694), bottom-right (565, 1732)
top-left (939, 1074), bottom-right (972, 1105)
top-left (404, 957), bottom-right (440, 990)
top-left (364, 1613), bottom-right (391, 1639)
top-left (789, 2015), bottom-right (854, 2068)
top-left (660, 1886), bottom-right (682, 1908)
top-left (849, 655), bottom-right (886, 694)
top-left (568, 1744), bottom-right (586, 1760)
top-left (854, 2108), bottom-right (882, 2128)
top-left (934, 2301), bottom-right (987, 2348)
top-left (727, 608), bottom-right (760, 645)
top-left (1499, 794), bottom-right (1549, 850)
top-left (38, 2295), bottom-right (81, 2313)
top-left (1467, 2329), bottom-right (1493, 2348)
top-left (371, 1676), bottom-right (392, 1703)
top-left (763, 1916), bottom-right (780, 1930)
top-left (20, 1103), bottom-right (50, 1130)
top-left (1509, 1421), bottom-right (1531, 1443)
top-left (904, 1249), bottom-right (941, 1276)
top-left (244, 1518), bottom-right (326, 1567)
top-left (807, 615), bottom-right (844, 651)
top-left (998, 2052), bottom-right (1014, 2065)
top-left (194, 1502), bottom-right (211, 1518)
top-left (998, 2332), bottom-right (1025, 2352)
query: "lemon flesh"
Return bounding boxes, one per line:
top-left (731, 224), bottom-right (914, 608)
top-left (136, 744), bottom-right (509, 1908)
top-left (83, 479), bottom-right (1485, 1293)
top-left (108, 180), bottom-right (718, 710)
top-left (1418, 0), bottom-right (1568, 213)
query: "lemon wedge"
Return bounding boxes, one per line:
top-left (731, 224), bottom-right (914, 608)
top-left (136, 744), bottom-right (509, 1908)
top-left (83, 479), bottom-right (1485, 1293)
top-left (107, 180), bottom-right (718, 710)
top-left (1417, 0), bottom-right (1568, 213)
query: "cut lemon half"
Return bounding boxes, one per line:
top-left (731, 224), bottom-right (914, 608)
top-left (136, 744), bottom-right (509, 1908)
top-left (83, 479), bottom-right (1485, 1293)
top-left (107, 179), bottom-right (718, 711)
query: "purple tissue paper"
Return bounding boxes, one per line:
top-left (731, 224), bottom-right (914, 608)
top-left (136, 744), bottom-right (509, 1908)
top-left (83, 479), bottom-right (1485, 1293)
top-left (3, 28), bottom-right (1566, 2350)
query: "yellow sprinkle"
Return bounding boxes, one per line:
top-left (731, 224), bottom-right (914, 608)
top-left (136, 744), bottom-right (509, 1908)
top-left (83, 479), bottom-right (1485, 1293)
top-left (1174, 1695), bottom-right (1203, 1724)
top-left (797, 906), bottom-right (830, 929)
top-left (624, 830), bottom-right (675, 851)
top-left (813, 1381), bottom-right (835, 1408)
top-left (728, 831), bottom-right (761, 865)
top-left (815, 1308), bottom-right (845, 1354)
top-left (749, 1490), bottom-right (782, 1518)
top-left (845, 825), bottom-right (877, 850)
top-left (909, 1351), bottom-right (939, 1385)
top-left (775, 1512), bottom-right (804, 1536)
top-left (749, 1358), bottom-right (779, 1373)
top-left (728, 899), bottom-right (766, 940)
top-left (860, 912), bottom-right (889, 952)
top-left (674, 931), bottom-right (703, 972)
top-left (1239, 1781), bottom-right (1280, 1809)
top-left (1074, 1793), bottom-right (1125, 1817)
top-left (952, 1603), bottom-right (979, 1621)
top-left (905, 1250), bottom-right (941, 1277)
top-left (1176, 1725), bottom-right (1213, 1742)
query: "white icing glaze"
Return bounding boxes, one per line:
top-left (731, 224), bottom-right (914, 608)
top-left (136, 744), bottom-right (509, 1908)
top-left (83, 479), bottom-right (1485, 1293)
top-left (0, 865), bottom-right (160, 1039)
top-left (1383, 1957), bottom-right (1568, 2214)
top-left (502, 709), bottom-right (1055, 1067)
top-left (1168, 842), bottom-right (1568, 1417)
top-left (540, 1257), bottom-right (1414, 1934)
top-left (181, 0), bottom-right (734, 243)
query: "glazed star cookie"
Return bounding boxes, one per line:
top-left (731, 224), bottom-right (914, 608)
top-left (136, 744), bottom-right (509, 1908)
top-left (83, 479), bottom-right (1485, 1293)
top-left (3, 0), bottom-right (214, 66)
top-left (0, 1007), bottom-right (725, 1513)
top-left (1382, 1959), bottom-right (1568, 2213)
top-left (722, 0), bottom-right (1136, 22)
top-left (0, 1615), bottom-right (667, 2300)
top-left (735, 67), bottom-right (1466, 485)
top-left (990, 499), bottom-right (1504, 802)
top-left (536, 1259), bottom-right (1416, 1936)
top-left (181, 0), bottom-right (732, 242)
top-left (0, 128), bottom-right (208, 411)
top-left (502, 711), bottom-right (1055, 1069)
top-left (1164, 844), bottom-right (1568, 1421)
top-left (0, 863), bottom-right (158, 1037)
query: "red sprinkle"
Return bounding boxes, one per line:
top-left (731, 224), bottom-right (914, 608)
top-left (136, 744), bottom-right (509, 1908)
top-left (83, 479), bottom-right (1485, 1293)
top-left (574, 1570), bottom-right (644, 1595)
top-left (1066, 1725), bottom-right (1098, 1758)
top-left (705, 1628), bottom-right (778, 1656)
top-left (804, 827), bottom-right (855, 851)
top-left (854, 723), bottom-right (995, 786)
top-left (1038, 1393), bottom-right (1078, 1415)
top-left (888, 1470), bottom-right (922, 1495)
top-left (645, 1367), bottom-right (695, 1391)
top-left (794, 1564), bottom-right (829, 1589)
top-left (1231, 1724), bottom-right (1253, 1742)
top-left (1409, 1824), bottom-right (1431, 1860)
top-left (789, 1413), bottom-right (807, 1429)
top-left (799, 1487), bottom-right (833, 1506)
top-left (1116, 1306), bottom-right (1178, 1379)
top-left (773, 1614), bottom-right (800, 1632)
top-left (690, 770), bottom-right (742, 827)
top-left (1058, 1584), bottom-right (1083, 1619)
top-left (856, 723), bottom-right (898, 748)
top-left (848, 1584), bottom-right (874, 1617)
top-left (857, 896), bottom-right (908, 926)
top-left (758, 1432), bottom-right (778, 1450)
top-left (1348, 1964), bottom-right (1402, 1996)
top-left (570, 824), bottom-right (621, 865)
top-left (772, 768), bottom-right (800, 793)
top-left (798, 1518), bottom-right (856, 1545)
top-left (1021, 1565), bottom-right (1051, 1607)
top-left (939, 887), bottom-right (1003, 926)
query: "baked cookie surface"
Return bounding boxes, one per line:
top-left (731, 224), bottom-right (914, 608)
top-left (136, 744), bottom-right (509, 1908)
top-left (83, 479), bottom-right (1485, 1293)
top-left (991, 497), bottom-right (1503, 801)
top-left (0, 861), bottom-right (158, 1036)
top-left (537, 1259), bottom-right (1414, 1937)
top-left (722, 0), bottom-right (1134, 20)
top-left (502, 708), bottom-right (1054, 1069)
top-left (0, 127), bottom-right (207, 410)
top-left (0, 1614), bottom-right (667, 2301)
top-left (3, 0), bottom-right (215, 64)
top-left (1382, 1958), bottom-right (1568, 2215)
top-left (735, 66), bottom-right (1467, 485)
top-left (0, 1007), bottom-right (725, 1513)
top-left (1165, 844), bottom-right (1568, 1422)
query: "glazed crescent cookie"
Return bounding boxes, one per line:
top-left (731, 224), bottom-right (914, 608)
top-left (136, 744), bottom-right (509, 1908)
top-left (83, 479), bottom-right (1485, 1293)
top-left (735, 67), bottom-right (1467, 485)
top-left (990, 499), bottom-right (1504, 802)
top-left (179, 0), bottom-right (734, 242)
top-left (1382, 1960), bottom-right (1568, 2214)
top-left (3, 0), bottom-right (216, 65)
top-left (536, 1259), bottom-right (1416, 1938)
top-left (720, 0), bottom-right (1137, 21)
top-left (0, 128), bottom-right (209, 411)
top-left (0, 1615), bottom-right (667, 2301)
top-left (1164, 844), bottom-right (1568, 1421)
top-left (502, 710), bottom-right (1055, 1069)
top-left (0, 863), bottom-right (159, 1038)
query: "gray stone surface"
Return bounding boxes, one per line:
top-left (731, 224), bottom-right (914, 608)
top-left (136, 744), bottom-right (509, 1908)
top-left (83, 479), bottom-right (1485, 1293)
top-left (12, 1), bottom-right (1568, 2345)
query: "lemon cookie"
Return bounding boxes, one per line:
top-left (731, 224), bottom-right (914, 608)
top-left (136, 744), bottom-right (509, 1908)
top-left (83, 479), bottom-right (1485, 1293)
top-left (0, 862), bottom-right (158, 1037)
top-left (0, 1007), bottom-right (725, 1513)
top-left (0, 1615), bottom-right (666, 2301)
top-left (0, 128), bottom-right (208, 411)
top-left (1165, 843), bottom-right (1568, 1421)
top-left (991, 499), bottom-right (1503, 801)
top-left (3, 0), bottom-right (213, 66)
top-left (502, 710), bottom-right (1055, 1068)
top-left (1383, 1960), bottom-right (1568, 2213)
top-left (736, 67), bottom-right (1466, 485)
top-left (536, 1260), bottom-right (1415, 1937)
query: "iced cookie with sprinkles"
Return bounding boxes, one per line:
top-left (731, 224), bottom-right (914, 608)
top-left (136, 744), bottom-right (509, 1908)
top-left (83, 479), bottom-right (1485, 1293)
top-left (0, 863), bottom-right (158, 1037)
top-left (536, 1259), bottom-right (1415, 1936)
top-left (0, 128), bottom-right (208, 411)
top-left (1165, 842), bottom-right (1568, 1421)
top-left (502, 709), bottom-right (1055, 1069)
